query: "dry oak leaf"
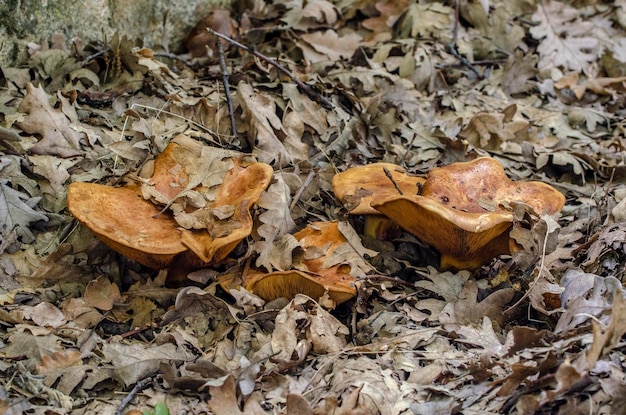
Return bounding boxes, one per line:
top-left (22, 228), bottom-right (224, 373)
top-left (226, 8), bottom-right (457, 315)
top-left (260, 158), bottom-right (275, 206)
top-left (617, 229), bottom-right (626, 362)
top-left (299, 30), bottom-right (362, 63)
top-left (15, 83), bottom-right (83, 157)
top-left (0, 179), bottom-right (48, 246)
top-left (84, 276), bottom-right (122, 311)
top-left (252, 173), bottom-right (297, 272)
top-left (362, 0), bottom-right (412, 35)
top-left (237, 83), bottom-right (309, 165)
top-left (530, 0), bottom-right (598, 73)
top-left (554, 72), bottom-right (626, 100)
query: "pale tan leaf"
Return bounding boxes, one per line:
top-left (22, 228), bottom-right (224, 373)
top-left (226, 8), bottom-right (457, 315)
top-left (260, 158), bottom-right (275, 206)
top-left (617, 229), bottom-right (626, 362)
top-left (530, 0), bottom-right (598, 73)
top-left (237, 83), bottom-right (309, 165)
top-left (15, 83), bottom-right (83, 157)
top-left (300, 30), bottom-right (362, 63)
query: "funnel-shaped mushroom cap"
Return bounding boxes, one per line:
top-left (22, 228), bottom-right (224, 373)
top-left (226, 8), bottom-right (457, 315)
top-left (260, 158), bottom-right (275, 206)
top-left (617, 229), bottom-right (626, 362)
top-left (372, 157), bottom-right (565, 270)
top-left (67, 183), bottom-right (187, 269)
top-left (232, 222), bottom-right (357, 306)
top-left (332, 163), bottom-right (425, 215)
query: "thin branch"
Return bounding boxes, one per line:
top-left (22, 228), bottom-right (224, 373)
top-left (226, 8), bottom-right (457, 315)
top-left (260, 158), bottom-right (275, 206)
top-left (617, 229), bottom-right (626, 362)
top-left (205, 27), bottom-right (334, 109)
top-left (216, 39), bottom-right (239, 139)
top-left (383, 167), bottom-right (404, 195)
top-left (447, 0), bottom-right (483, 79)
top-left (290, 170), bottom-right (316, 210)
top-left (115, 377), bottom-right (152, 415)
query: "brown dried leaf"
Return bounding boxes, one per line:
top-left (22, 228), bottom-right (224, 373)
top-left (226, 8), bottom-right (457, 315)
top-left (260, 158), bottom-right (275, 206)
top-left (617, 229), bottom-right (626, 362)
top-left (22, 302), bottom-right (67, 328)
top-left (530, 0), bottom-right (598, 73)
top-left (299, 30), bottom-right (362, 63)
top-left (238, 83), bottom-right (309, 165)
top-left (15, 83), bottom-right (83, 157)
top-left (84, 276), bottom-right (122, 311)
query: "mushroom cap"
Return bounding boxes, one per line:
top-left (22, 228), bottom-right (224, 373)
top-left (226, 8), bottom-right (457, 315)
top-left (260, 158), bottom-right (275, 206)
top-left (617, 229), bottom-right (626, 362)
top-left (224, 221), bottom-right (357, 306)
top-left (332, 163), bottom-right (425, 215)
top-left (372, 157), bottom-right (566, 270)
top-left (244, 266), bottom-right (356, 305)
top-left (68, 137), bottom-right (273, 274)
top-left (67, 182), bottom-right (187, 269)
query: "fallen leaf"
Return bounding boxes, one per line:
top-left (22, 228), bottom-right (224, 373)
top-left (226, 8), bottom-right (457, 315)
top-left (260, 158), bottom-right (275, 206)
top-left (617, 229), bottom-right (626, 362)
top-left (15, 83), bottom-right (83, 157)
top-left (237, 83), bottom-right (309, 165)
top-left (83, 276), bottom-right (122, 311)
top-left (0, 180), bottom-right (48, 248)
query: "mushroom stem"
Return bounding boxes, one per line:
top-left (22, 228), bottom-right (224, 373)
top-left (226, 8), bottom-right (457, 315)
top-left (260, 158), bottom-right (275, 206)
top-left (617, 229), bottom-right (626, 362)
top-left (363, 215), bottom-right (401, 240)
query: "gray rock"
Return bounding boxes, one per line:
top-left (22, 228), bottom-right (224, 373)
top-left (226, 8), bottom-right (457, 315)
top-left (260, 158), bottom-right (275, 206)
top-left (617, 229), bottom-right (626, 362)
top-left (0, 0), bottom-right (227, 66)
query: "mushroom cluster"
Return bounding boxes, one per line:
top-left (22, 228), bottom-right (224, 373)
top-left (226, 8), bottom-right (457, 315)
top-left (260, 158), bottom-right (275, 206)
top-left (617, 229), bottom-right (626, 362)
top-left (68, 136), bottom-right (273, 282)
top-left (334, 157), bottom-right (566, 270)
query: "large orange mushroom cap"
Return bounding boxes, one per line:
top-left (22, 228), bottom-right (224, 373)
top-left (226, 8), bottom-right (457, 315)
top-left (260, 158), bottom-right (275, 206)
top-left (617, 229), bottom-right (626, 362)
top-left (67, 183), bottom-right (187, 269)
top-left (372, 157), bottom-right (566, 270)
top-left (332, 162), bottom-right (424, 215)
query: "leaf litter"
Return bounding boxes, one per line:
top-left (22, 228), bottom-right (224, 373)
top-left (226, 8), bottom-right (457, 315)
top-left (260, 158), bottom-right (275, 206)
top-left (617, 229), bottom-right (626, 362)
top-left (1, 0), bottom-right (626, 414)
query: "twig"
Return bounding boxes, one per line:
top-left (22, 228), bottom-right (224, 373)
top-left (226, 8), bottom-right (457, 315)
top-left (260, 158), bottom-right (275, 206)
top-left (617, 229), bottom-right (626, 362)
top-left (290, 171), bottom-right (316, 210)
top-left (205, 27), bottom-right (334, 109)
top-left (216, 39), bottom-right (238, 140)
top-left (383, 167), bottom-right (404, 195)
top-left (82, 49), bottom-right (108, 65)
top-left (153, 51), bottom-right (193, 68)
top-left (447, 0), bottom-right (483, 79)
top-left (115, 377), bottom-right (152, 415)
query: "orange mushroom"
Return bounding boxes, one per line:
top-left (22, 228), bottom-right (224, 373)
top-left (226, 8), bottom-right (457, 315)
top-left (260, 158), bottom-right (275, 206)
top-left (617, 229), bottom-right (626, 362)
top-left (371, 157), bottom-right (565, 270)
top-left (332, 163), bottom-right (425, 239)
top-left (67, 183), bottom-right (187, 269)
top-left (221, 222), bottom-right (358, 306)
top-left (67, 137), bottom-right (273, 281)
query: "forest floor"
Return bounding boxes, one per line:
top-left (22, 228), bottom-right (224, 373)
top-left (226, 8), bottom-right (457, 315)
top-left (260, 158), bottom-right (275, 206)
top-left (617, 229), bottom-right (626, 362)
top-left (1, 0), bottom-right (626, 414)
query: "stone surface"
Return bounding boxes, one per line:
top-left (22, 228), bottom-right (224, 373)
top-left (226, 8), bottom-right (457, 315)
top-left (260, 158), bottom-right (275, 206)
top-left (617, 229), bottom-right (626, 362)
top-left (0, 0), bottom-right (227, 66)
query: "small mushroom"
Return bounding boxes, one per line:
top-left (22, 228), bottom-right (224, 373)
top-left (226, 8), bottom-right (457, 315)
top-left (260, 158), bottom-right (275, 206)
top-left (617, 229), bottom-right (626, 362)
top-left (371, 157), bottom-right (566, 270)
top-left (243, 266), bottom-right (356, 306)
top-left (332, 163), bottom-right (425, 239)
top-left (223, 222), bottom-right (358, 306)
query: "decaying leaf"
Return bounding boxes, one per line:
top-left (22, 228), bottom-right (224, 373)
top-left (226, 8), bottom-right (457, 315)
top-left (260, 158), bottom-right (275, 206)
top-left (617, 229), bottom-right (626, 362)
top-left (237, 83), bottom-right (309, 165)
top-left (530, 0), bottom-right (598, 73)
top-left (0, 180), bottom-right (48, 249)
top-left (15, 83), bottom-right (83, 157)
